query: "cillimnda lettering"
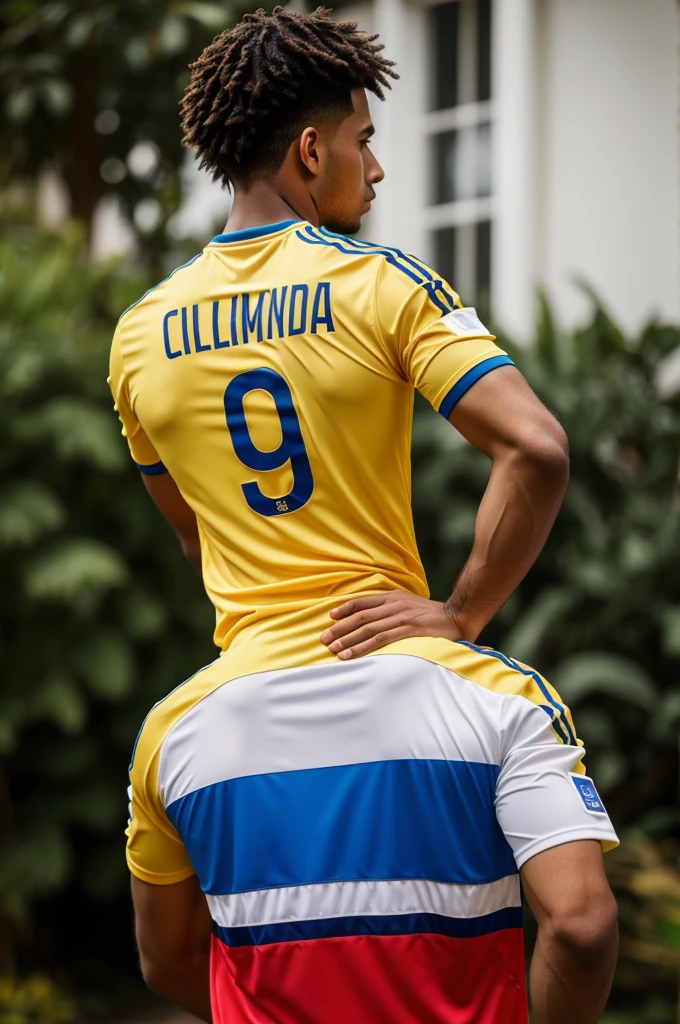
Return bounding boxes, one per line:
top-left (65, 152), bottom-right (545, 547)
top-left (163, 281), bottom-right (335, 359)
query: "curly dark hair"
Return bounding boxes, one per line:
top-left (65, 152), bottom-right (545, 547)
top-left (180, 5), bottom-right (397, 186)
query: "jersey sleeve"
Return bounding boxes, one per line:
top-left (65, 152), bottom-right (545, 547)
top-left (374, 256), bottom-right (514, 417)
top-left (108, 322), bottom-right (167, 475)
top-left (495, 699), bottom-right (619, 870)
top-left (126, 722), bottom-right (196, 885)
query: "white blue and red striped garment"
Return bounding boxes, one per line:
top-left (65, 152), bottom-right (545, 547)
top-left (129, 642), bottom-right (617, 1023)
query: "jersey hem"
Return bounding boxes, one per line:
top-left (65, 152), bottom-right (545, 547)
top-left (514, 827), bottom-right (620, 871)
top-left (136, 460), bottom-right (168, 476)
top-left (127, 859), bottom-right (197, 885)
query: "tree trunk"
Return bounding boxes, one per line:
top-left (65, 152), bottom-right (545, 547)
top-left (63, 47), bottom-right (100, 236)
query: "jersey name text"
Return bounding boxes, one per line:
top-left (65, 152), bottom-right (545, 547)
top-left (162, 281), bottom-right (335, 359)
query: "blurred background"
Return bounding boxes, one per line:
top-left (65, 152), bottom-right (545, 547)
top-left (0, 0), bottom-right (679, 1022)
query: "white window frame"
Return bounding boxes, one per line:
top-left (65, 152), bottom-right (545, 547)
top-left (423, 0), bottom-right (496, 305)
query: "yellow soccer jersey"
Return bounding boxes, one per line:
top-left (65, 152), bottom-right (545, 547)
top-left (109, 220), bottom-right (514, 659)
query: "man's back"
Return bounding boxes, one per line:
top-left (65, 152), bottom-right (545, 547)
top-left (110, 221), bottom-right (512, 656)
top-left (128, 638), bottom-right (618, 1024)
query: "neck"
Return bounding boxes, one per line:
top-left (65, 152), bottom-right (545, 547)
top-left (224, 179), bottom-right (318, 233)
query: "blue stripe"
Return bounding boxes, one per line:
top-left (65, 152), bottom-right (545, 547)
top-left (211, 220), bottom-right (299, 244)
top-left (165, 758), bottom-right (516, 895)
top-left (297, 227), bottom-right (423, 286)
top-left (298, 227), bottom-right (457, 317)
top-left (320, 229), bottom-right (436, 282)
top-left (423, 280), bottom-right (456, 315)
top-left (456, 641), bottom-right (577, 746)
top-left (318, 229), bottom-right (459, 311)
top-left (119, 253), bottom-right (203, 320)
top-left (438, 355), bottom-right (515, 419)
top-left (135, 460), bottom-right (168, 476)
top-left (213, 907), bottom-right (523, 948)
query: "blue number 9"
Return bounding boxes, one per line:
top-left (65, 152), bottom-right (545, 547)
top-left (224, 368), bottom-right (314, 517)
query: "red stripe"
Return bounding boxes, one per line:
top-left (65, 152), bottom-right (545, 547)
top-left (210, 929), bottom-right (528, 1024)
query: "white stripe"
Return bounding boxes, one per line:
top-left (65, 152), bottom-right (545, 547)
top-left (159, 654), bottom-right (533, 806)
top-left (205, 875), bottom-right (521, 929)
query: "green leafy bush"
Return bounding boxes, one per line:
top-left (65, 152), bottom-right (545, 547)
top-left (0, 226), bottom-right (214, 997)
top-left (0, 974), bottom-right (75, 1024)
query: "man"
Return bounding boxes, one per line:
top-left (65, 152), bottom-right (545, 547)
top-left (111, 7), bottom-right (619, 1023)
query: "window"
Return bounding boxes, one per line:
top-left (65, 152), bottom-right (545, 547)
top-left (426, 0), bottom-right (493, 311)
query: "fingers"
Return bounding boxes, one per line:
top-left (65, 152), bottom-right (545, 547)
top-left (333, 621), bottom-right (415, 660)
top-left (323, 614), bottom-right (412, 660)
top-left (321, 603), bottom-right (400, 645)
top-left (328, 593), bottom-right (397, 621)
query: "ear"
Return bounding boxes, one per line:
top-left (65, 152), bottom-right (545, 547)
top-left (299, 127), bottom-right (321, 176)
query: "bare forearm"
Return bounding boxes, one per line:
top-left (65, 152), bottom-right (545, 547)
top-left (530, 924), bottom-right (618, 1024)
top-left (446, 445), bottom-right (568, 640)
top-left (145, 952), bottom-right (212, 1022)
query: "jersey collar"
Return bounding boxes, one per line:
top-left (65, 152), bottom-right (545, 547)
top-left (211, 220), bottom-right (301, 244)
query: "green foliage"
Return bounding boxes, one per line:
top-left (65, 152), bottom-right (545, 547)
top-left (0, 0), bottom-right (248, 243)
top-left (0, 227), bottom-right (214, 987)
top-left (0, 974), bottom-right (76, 1024)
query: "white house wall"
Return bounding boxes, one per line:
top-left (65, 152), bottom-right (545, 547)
top-left (365, 0), bottom-right (428, 259)
top-left (536, 0), bottom-right (680, 334)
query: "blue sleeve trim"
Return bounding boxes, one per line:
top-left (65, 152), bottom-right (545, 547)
top-left (438, 355), bottom-right (515, 420)
top-left (136, 460), bottom-right (168, 476)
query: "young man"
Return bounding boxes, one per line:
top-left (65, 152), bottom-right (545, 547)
top-left (111, 8), bottom-right (618, 1023)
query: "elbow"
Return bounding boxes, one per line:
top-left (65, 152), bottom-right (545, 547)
top-left (140, 957), bottom-right (170, 997)
top-left (514, 417), bottom-right (570, 490)
top-left (139, 954), bottom-right (182, 1000)
top-left (546, 890), bottom-right (618, 959)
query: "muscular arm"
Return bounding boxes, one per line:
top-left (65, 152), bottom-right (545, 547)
top-left (444, 364), bottom-right (569, 638)
top-left (141, 473), bottom-right (202, 572)
top-left (522, 841), bottom-right (618, 1024)
top-left (321, 366), bottom-right (569, 657)
top-left (131, 873), bottom-right (212, 1022)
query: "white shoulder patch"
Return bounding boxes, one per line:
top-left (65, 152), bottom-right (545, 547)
top-left (441, 306), bottom-right (492, 338)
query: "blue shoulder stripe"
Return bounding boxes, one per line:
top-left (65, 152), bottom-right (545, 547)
top-left (320, 228), bottom-right (435, 281)
top-left (318, 228), bottom-right (459, 312)
top-left (298, 227), bottom-right (455, 317)
top-left (455, 641), bottom-right (577, 746)
top-left (298, 226), bottom-right (421, 285)
top-left (118, 252), bottom-right (204, 322)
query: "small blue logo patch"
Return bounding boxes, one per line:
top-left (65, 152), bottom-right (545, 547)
top-left (569, 773), bottom-right (607, 815)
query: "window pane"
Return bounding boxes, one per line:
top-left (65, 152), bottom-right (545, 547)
top-left (432, 123), bottom-right (492, 204)
top-left (434, 227), bottom-right (455, 286)
top-left (477, 0), bottom-right (492, 102)
top-left (476, 220), bottom-right (492, 302)
top-left (429, 2), bottom-right (458, 111)
top-left (454, 223), bottom-right (475, 301)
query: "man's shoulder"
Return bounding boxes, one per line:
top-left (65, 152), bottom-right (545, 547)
top-left (371, 637), bottom-right (578, 747)
top-left (128, 655), bottom-right (230, 779)
top-left (117, 250), bottom-right (206, 329)
top-left (296, 225), bottom-right (439, 286)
